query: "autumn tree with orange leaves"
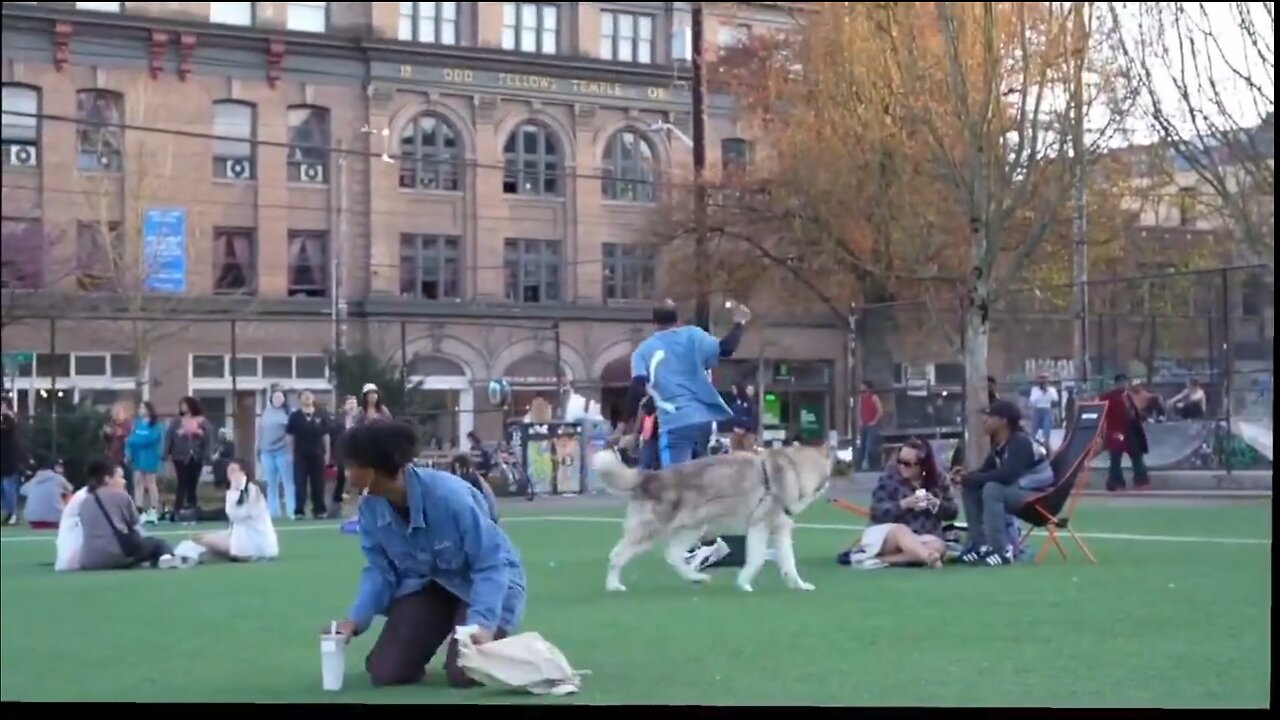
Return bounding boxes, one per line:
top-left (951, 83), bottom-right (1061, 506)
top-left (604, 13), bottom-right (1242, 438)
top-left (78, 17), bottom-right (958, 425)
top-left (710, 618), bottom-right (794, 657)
top-left (654, 1), bottom-right (1145, 459)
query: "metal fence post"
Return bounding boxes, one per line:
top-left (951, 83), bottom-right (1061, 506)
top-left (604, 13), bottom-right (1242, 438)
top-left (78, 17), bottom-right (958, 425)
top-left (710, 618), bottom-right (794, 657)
top-left (230, 318), bottom-right (239, 437)
top-left (1221, 269), bottom-right (1233, 476)
top-left (49, 317), bottom-right (58, 458)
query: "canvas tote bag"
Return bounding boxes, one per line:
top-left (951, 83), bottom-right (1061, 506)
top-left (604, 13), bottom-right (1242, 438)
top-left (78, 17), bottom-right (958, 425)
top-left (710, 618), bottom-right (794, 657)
top-left (453, 625), bottom-right (590, 696)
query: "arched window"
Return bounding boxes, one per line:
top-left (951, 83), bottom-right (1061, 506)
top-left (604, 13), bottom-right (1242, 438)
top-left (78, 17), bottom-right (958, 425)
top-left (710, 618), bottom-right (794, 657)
top-left (503, 122), bottom-right (561, 196)
top-left (75, 90), bottom-right (124, 173)
top-left (398, 112), bottom-right (462, 191)
top-left (286, 105), bottom-right (330, 184)
top-left (212, 100), bottom-right (255, 181)
top-left (1, 85), bottom-right (40, 168)
top-left (602, 129), bottom-right (656, 202)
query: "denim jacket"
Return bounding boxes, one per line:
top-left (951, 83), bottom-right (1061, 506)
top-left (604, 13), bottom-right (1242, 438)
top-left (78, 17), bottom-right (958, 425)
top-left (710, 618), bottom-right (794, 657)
top-left (349, 465), bottom-right (526, 634)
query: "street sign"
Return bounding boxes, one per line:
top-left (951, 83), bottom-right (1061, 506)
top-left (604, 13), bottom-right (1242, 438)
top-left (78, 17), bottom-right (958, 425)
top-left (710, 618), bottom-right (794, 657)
top-left (2, 351), bottom-right (34, 375)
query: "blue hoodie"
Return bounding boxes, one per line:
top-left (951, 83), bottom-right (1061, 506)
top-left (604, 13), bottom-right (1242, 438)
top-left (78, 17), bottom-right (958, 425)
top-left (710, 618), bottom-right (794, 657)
top-left (125, 420), bottom-right (166, 473)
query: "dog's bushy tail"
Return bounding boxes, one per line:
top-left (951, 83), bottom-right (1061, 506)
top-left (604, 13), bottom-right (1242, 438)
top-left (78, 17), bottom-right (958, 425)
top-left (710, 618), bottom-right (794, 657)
top-left (590, 449), bottom-right (642, 493)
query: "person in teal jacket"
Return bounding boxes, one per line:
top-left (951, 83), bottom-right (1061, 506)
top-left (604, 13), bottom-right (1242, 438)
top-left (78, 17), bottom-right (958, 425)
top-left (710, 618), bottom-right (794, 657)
top-left (125, 401), bottom-right (165, 524)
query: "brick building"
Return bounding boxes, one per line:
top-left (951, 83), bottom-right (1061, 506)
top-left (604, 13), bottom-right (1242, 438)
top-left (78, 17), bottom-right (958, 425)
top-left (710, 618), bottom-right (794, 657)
top-left (1, 1), bottom-right (847, 453)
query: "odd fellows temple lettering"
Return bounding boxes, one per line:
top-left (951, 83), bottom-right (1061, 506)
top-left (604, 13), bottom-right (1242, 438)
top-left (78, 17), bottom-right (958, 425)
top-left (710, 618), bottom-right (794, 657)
top-left (408, 66), bottom-right (669, 100)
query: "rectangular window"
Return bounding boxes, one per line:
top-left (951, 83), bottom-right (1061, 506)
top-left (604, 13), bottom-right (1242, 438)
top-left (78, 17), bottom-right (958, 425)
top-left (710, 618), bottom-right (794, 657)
top-left (399, 234), bottom-right (462, 300)
top-left (2, 85), bottom-right (40, 168)
top-left (295, 355), bottom-right (328, 380)
top-left (262, 355), bottom-right (294, 379)
top-left (73, 354), bottom-right (109, 377)
top-left (287, 231), bottom-right (328, 298)
top-left (718, 23), bottom-right (750, 49)
top-left (191, 354), bottom-right (227, 379)
top-left (287, 106), bottom-right (330, 184)
top-left (232, 355), bottom-right (259, 378)
top-left (212, 101), bottom-right (255, 181)
top-left (0, 218), bottom-right (45, 289)
top-left (76, 90), bottom-right (124, 173)
top-left (36, 353), bottom-right (72, 378)
top-left (210, 2), bottom-right (254, 26)
top-left (110, 353), bottom-right (138, 379)
top-left (603, 243), bottom-right (657, 302)
top-left (601, 10), bottom-right (654, 64)
top-left (721, 137), bottom-right (753, 174)
top-left (503, 2), bottom-right (557, 54)
top-left (1177, 187), bottom-right (1197, 227)
top-left (399, 2), bottom-right (459, 44)
top-left (213, 228), bottom-right (257, 295)
top-left (76, 2), bottom-right (122, 11)
top-left (503, 238), bottom-right (561, 304)
top-left (75, 221), bottom-right (122, 293)
top-left (287, 1), bottom-right (327, 32)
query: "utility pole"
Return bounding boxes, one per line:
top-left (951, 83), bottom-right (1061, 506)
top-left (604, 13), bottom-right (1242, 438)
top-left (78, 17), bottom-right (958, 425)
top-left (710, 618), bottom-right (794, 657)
top-left (691, 1), bottom-right (710, 331)
top-left (1070, 1), bottom-right (1091, 392)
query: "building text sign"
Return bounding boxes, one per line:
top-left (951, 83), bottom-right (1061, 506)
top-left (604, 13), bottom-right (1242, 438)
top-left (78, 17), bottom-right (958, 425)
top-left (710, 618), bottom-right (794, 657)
top-left (378, 62), bottom-right (686, 104)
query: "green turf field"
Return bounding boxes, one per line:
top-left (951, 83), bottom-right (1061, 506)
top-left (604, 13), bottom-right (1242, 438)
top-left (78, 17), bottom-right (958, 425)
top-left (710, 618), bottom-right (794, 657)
top-left (0, 501), bottom-right (1271, 706)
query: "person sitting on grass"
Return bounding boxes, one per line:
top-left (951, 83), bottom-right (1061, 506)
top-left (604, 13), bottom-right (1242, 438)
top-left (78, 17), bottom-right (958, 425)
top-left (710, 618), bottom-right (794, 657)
top-left (78, 459), bottom-right (180, 571)
top-left (325, 421), bottom-right (526, 689)
top-left (21, 460), bottom-right (73, 530)
top-left (182, 459), bottom-right (278, 563)
top-left (838, 439), bottom-right (956, 569)
top-left (449, 454), bottom-right (499, 522)
top-left (953, 401), bottom-right (1045, 567)
top-left (55, 483), bottom-right (89, 572)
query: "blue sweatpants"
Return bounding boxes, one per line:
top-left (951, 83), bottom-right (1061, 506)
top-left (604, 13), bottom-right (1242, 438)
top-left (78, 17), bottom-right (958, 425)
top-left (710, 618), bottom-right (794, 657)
top-left (659, 421), bottom-right (715, 468)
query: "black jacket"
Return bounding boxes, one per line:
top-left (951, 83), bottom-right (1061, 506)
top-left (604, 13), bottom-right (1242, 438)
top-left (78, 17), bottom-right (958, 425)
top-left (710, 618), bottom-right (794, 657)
top-left (0, 413), bottom-right (24, 477)
top-left (964, 431), bottom-right (1038, 487)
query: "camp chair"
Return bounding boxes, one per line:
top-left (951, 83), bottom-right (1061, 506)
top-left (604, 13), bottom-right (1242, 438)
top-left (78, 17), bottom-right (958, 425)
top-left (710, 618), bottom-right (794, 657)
top-left (1014, 401), bottom-right (1107, 564)
top-left (830, 497), bottom-right (871, 518)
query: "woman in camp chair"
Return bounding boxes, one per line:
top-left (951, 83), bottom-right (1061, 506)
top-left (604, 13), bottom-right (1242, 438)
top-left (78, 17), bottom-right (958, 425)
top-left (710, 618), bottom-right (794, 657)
top-left (838, 439), bottom-right (957, 569)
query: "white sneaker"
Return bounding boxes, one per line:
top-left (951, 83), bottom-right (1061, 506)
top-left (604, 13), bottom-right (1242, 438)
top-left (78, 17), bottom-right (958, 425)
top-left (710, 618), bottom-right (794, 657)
top-left (686, 538), bottom-right (732, 572)
top-left (157, 554), bottom-right (184, 570)
top-left (5, 514), bottom-right (17, 526)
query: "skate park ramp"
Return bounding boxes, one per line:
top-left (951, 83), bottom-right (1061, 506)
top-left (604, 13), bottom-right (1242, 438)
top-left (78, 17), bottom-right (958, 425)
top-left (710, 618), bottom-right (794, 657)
top-left (1232, 418), bottom-right (1273, 461)
top-left (1050, 420), bottom-right (1217, 470)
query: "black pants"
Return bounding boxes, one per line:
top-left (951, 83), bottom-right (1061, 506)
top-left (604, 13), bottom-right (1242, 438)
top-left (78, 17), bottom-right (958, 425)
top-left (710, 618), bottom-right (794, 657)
top-left (172, 459), bottom-right (203, 513)
top-left (332, 464), bottom-right (347, 504)
top-left (364, 582), bottom-right (509, 688)
top-left (1107, 449), bottom-right (1150, 490)
top-left (294, 452), bottom-right (326, 518)
top-left (129, 537), bottom-right (174, 569)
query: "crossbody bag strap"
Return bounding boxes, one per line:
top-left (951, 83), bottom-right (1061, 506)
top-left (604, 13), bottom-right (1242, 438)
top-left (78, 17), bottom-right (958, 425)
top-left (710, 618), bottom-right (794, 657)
top-left (89, 489), bottom-right (136, 557)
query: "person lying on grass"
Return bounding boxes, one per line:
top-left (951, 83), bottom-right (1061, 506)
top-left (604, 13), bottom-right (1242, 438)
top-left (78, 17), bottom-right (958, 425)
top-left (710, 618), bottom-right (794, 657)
top-left (838, 439), bottom-right (956, 570)
top-left (325, 421), bottom-right (526, 689)
top-left (185, 459), bottom-right (279, 563)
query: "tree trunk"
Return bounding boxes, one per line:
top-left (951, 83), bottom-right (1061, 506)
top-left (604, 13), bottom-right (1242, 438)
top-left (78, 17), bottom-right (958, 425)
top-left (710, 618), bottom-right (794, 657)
top-left (962, 296), bottom-right (991, 468)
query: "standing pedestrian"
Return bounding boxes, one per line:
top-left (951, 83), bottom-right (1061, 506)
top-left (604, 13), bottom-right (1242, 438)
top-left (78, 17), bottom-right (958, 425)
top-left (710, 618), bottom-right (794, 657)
top-left (125, 401), bottom-right (165, 524)
top-left (166, 396), bottom-right (213, 519)
top-left (1099, 374), bottom-right (1151, 491)
top-left (287, 390), bottom-right (331, 519)
top-left (729, 383), bottom-right (759, 453)
top-left (858, 381), bottom-right (884, 471)
top-left (257, 388), bottom-right (295, 519)
top-left (1028, 373), bottom-right (1060, 446)
top-left (328, 394), bottom-right (359, 519)
top-left (1, 398), bottom-right (26, 526)
top-left (103, 400), bottom-right (135, 499)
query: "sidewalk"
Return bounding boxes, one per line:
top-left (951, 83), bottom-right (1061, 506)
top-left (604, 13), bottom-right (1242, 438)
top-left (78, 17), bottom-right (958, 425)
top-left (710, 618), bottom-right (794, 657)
top-left (848, 469), bottom-right (1272, 496)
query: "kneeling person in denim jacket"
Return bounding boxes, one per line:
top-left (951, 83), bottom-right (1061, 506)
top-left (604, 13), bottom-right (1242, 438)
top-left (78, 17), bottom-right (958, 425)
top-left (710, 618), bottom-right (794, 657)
top-left (326, 421), bottom-right (526, 688)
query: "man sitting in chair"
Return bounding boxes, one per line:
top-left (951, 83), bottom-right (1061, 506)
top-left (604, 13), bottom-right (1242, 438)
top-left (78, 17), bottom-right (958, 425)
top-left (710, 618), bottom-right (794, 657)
top-left (952, 401), bottom-right (1053, 567)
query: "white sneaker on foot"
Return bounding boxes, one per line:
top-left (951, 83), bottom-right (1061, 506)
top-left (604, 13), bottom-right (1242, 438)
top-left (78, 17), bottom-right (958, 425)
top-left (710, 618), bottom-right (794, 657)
top-left (157, 554), bottom-right (183, 570)
top-left (686, 538), bottom-right (732, 572)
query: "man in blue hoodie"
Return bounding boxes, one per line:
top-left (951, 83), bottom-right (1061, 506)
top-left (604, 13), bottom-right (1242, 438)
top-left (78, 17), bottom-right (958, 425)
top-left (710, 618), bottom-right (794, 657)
top-left (623, 299), bottom-right (752, 571)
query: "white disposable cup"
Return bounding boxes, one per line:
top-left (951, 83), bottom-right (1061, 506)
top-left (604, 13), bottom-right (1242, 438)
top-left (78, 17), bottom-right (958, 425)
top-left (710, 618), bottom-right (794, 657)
top-left (320, 632), bottom-right (347, 692)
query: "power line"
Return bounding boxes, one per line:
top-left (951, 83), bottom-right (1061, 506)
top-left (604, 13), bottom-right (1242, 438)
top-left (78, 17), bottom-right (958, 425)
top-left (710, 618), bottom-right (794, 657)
top-left (3, 108), bottom-right (707, 187)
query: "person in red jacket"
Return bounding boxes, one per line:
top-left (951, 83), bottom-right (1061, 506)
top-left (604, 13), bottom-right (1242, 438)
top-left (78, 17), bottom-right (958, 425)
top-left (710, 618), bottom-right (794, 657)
top-left (1099, 374), bottom-right (1151, 491)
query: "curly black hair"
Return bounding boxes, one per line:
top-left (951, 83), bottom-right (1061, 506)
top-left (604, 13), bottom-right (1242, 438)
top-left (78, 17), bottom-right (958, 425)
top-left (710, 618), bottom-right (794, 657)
top-left (338, 420), bottom-right (419, 476)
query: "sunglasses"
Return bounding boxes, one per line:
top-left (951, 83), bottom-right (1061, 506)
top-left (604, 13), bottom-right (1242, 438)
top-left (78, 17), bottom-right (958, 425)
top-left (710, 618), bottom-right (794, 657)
top-left (896, 459), bottom-right (920, 468)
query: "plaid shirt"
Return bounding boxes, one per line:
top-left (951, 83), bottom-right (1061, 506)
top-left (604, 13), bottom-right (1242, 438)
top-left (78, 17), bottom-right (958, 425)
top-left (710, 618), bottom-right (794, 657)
top-left (868, 469), bottom-right (959, 537)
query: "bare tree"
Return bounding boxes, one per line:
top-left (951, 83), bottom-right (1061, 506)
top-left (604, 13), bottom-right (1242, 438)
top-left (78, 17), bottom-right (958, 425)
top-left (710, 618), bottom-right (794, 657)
top-left (74, 79), bottom-right (210, 397)
top-left (657, 2), bottom-right (1133, 459)
top-left (1110, 2), bottom-right (1275, 267)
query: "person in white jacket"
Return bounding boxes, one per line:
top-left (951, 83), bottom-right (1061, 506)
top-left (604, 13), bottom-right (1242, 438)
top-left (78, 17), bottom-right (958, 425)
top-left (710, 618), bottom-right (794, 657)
top-left (190, 459), bottom-right (279, 562)
top-left (55, 486), bottom-right (89, 572)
